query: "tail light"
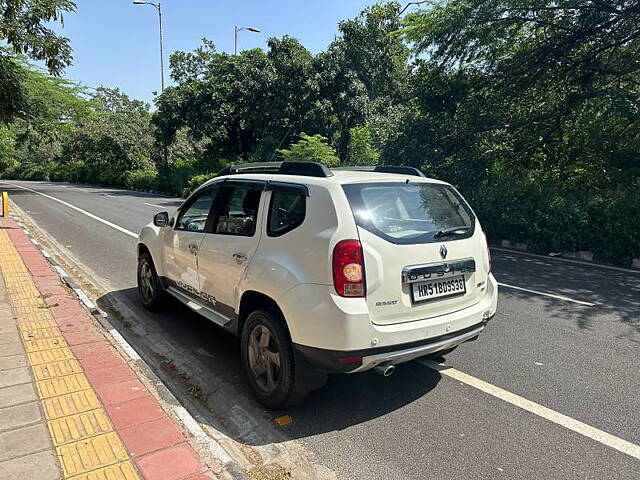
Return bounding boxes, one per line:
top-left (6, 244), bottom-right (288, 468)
top-left (483, 232), bottom-right (492, 273)
top-left (332, 239), bottom-right (366, 297)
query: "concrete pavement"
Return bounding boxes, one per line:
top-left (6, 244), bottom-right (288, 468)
top-left (0, 214), bottom-right (216, 480)
top-left (1, 179), bottom-right (640, 479)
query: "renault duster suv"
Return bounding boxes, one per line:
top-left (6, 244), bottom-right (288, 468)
top-left (137, 162), bottom-right (498, 408)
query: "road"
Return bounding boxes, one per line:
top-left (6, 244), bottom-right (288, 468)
top-left (2, 179), bottom-right (639, 479)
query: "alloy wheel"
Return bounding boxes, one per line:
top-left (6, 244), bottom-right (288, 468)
top-left (247, 324), bottom-right (281, 393)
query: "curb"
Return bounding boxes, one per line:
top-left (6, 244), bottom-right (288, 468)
top-left (9, 213), bottom-right (248, 480)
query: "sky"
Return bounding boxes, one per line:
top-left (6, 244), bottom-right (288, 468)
top-left (54, 0), bottom-right (376, 104)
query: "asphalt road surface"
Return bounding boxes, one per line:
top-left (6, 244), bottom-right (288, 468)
top-left (2, 179), bottom-right (639, 479)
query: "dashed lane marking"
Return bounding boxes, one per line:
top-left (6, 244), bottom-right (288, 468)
top-left (497, 282), bottom-right (596, 306)
top-left (417, 359), bottom-right (640, 461)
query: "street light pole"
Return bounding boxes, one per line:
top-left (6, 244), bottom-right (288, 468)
top-left (133, 1), bottom-right (165, 93)
top-left (234, 25), bottom-right (261, 55)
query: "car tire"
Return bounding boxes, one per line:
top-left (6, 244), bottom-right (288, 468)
top-left (137, 252), bottom-right (165, 311)
top-left (423, 346), bottom-right (458, 359)
top-left (241, 309), bottom-right (313, 409)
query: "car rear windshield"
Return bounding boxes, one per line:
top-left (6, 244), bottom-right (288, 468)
top-left (342, 182), bottom-right (475, 245)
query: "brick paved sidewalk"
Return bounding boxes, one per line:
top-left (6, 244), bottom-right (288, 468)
top-left (0, 216), bottom-right (215, 480)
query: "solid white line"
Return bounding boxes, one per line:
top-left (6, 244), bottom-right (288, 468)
top-left (144, 202), bottom-right (165, 208)
top-left (5, 182), bottom-right (138, 239)
top-left (498, 282), bottom-right (596, 307)
top-left (417, 359), bottom-right (640, 461)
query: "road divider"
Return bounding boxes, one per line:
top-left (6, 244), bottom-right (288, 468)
top-left (417, 359), bottom-right (640, 461)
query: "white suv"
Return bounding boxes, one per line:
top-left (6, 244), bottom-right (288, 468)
top-left (137, 162), bottom-right (498, 408)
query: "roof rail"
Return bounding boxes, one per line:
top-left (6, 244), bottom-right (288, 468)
top-left (217, 161), bottom-right (333, 178)
top-left (332, 166), bottom-right (425, 177)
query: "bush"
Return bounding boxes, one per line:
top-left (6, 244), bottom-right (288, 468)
top-left (182, 173), bottom-right (216, 197)
top-left (123, 169), bottom-right (158, 191)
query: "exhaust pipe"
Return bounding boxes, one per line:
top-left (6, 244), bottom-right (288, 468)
top-left (373, 364), bottom-right (395, 377)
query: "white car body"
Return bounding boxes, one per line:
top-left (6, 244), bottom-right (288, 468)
top-left (138, 163), bottom-right (497, 399)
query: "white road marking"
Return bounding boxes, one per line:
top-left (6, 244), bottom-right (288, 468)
top-left (491, 246), bottom-right (640, 275)
top-left (144, 202), bottom-right (165, 208)
top-left (74, 288), bottom-right (96, 310)
top-left (498, 282), bottom-right (596, 306)
top-left (5, 182), bottom-right (138, 239)
top-left (417, 359), bottom-right (640, 461)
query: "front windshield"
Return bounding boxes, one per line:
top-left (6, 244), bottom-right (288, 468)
top-left (343, 182), bottom-right (475, 244)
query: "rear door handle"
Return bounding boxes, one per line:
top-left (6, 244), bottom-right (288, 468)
top-left (233, 253), bottom-right (248, 262)
top-left (188, 243), bottom-right (199, 255)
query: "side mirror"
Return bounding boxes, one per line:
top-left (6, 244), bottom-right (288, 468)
top-left (153, 211), bottom-right (170, 227)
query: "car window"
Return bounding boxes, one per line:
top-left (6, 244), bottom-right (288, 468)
top-left (175, 185), bottom-right (219, 232)
top-left (267, 190), bottom-right (306, 237)
top-left (342, 182), bottom-right (475, 245)
top-left (215, 184), bottom-right (262, 237)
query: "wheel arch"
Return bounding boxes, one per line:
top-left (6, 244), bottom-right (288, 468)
top-left (237, 290), bottom-right (291, 340)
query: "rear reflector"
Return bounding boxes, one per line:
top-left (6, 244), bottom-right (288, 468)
top-left (338, 356), bottom-right (362, 365)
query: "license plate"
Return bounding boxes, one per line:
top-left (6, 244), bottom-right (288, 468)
top-left (411, 275), bottom-right (466, 303)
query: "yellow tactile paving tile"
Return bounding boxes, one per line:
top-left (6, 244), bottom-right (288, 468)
top-left (29, 347), bottom-right (76, 366)
top-left (37, 373), bottom-right (92, 398)
top-left (67, 461), bottom-right (140, 480)
top-left (19, 325), bottom-right (64, 341)
top-left (18, 315), bottom-right (58, 330)
top-left (42, 390), bottom-right (103, 420)
top-left (24, 336), bottom-right (68, 352)
top-left (33, 358), bottom-right (84, 380)
top-left (56, 432), bottom-right (129, 477)
top-left (0, 230), bottom-right (143, 480)
top-left (48, 409), bottom-right (112, 445)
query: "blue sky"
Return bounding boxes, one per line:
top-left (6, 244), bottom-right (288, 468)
top-left (56, 1), bottom-right (376, 104)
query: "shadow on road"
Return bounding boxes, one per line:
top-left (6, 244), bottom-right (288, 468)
top-left (96, 287), bottom-right (442, 447)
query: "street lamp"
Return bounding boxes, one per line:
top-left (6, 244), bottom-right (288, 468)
top-left (133, 1), bottom-right (165, 93)
top-left (234, 26), bottom-right (260, 55)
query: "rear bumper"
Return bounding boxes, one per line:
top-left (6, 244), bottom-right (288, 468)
top-left (294, 314), bottom-right (494, 374)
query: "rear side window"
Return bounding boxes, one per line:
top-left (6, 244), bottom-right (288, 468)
top-left (342, 182), bottom-right (475, 245)
top-left (267, 190), bottom-right (306, 237)
top-left (215, 184), bottom-right (263, 237)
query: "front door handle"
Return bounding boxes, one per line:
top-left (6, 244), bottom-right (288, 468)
top-left (233, 253), bottom-right (248, 262)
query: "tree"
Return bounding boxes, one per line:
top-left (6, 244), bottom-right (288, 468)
top-left (278, 133), bottom-right (340, 167)
top-left (346, 125), bottom-right (379, 165)
top-left (0, 0), bottom-right (76, 122)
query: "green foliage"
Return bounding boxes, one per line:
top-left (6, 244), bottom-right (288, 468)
top-left (346, 125), bottom-right (379, 166)
top-left (0, 1), bottom-right (76, 123)
top-left (123, 169), bottom-right (158, 192)
top-left (182, 173), bottom-right (216, 197)
top-left (3, 1), bottom-right (640, 264)
top-left (278, 133), bottom-right (340, 167)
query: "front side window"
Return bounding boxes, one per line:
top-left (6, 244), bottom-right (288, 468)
top-left (342, 182), bottom-right (475, 245)
top-left (267, 190), bottom-right (306, 237)
top-left (176, 185), bottom-right (219, 232)
top-left (215, 184), bottom-right (263, 236)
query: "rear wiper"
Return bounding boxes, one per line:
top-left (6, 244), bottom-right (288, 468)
top-left (433, 226), bottom-right (470, 239)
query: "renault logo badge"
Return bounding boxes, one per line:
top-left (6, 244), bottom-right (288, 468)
top-left (440, 244), bottom-right (448, 259)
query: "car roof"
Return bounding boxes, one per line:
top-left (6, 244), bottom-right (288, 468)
top-left (203, 170), bottom-right (448, 189)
